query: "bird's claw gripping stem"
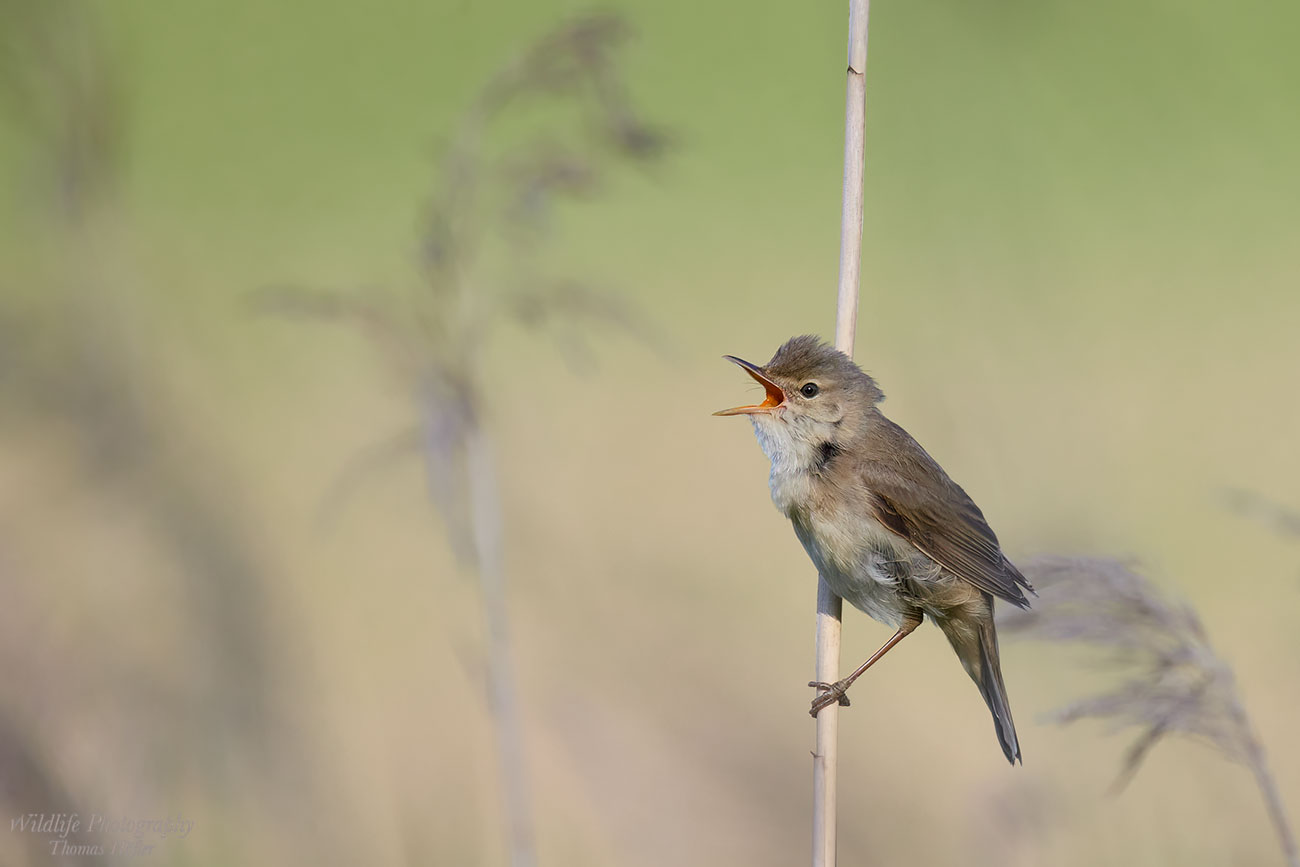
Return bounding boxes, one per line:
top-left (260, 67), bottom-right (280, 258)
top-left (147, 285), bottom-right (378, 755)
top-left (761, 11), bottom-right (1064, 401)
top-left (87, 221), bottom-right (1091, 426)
top-left (808, 680), bottom-right (851, 716)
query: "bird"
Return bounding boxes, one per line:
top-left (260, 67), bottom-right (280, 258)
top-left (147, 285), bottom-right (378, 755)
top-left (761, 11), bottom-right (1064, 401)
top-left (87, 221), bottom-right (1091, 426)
top-left (714, 335), bottom-right (1033, 765)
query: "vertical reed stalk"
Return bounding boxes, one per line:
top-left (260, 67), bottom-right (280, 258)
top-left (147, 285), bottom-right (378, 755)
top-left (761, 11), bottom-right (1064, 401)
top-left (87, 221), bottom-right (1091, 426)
top-left (814, 2), bottom-right (870, 866)
top-left (464, 425), bottom-right (536, 867)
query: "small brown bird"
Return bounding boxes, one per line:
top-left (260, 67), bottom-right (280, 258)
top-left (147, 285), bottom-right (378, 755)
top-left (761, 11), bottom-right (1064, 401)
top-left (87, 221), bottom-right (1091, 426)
top-left (715, 335), bottom-right (1033, 764)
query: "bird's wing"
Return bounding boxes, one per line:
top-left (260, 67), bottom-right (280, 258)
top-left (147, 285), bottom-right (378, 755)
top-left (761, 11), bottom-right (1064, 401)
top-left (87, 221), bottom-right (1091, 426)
top-left (861, 424), bottom-right (1033, 609)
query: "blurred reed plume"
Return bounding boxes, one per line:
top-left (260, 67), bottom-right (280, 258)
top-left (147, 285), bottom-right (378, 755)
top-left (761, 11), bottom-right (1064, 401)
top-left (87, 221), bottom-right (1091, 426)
top-left (263, 12), bottom-right (666, 867)
top-left (1221, 488), bottom-right (1300, 543)
top-left (0, 0), bottom-right (123, 223)
top-left (0, 2), bottom-right (330, 864)
top-left (1002, 556), bottom-right (1298, 867)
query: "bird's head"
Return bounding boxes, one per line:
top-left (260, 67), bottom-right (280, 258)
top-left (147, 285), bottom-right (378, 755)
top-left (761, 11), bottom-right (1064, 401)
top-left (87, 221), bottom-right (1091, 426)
top-left (714, 335), bottom-right (883, 468)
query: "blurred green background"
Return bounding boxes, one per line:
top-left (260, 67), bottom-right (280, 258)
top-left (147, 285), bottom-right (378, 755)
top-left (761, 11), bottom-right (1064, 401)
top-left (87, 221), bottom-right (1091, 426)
top-left (2, 0), bottom-right (1298, 864)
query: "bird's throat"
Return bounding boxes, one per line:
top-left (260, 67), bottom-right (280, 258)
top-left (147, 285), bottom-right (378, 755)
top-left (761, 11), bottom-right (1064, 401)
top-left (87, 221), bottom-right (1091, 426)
top-left (750, 416), bottom-right (828, 516)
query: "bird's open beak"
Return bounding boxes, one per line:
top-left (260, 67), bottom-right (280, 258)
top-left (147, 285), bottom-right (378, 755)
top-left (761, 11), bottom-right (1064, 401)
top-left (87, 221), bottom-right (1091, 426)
top-left (713, 356), bottom-right (786, 416)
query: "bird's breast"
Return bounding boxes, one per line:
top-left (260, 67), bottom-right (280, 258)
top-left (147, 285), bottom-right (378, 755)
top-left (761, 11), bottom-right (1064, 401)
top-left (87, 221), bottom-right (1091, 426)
top-left (767, 463), bottom-right (815, 516)
top-left (755, 423), bottom-right (944, 625)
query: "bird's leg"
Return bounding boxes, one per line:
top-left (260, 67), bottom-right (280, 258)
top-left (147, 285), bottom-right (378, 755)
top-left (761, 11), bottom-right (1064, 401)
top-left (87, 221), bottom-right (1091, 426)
top-left (809, 611), bottom-right (923, 716)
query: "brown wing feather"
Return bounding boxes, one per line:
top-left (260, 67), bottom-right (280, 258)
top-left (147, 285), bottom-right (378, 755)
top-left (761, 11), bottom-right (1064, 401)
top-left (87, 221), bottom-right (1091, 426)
top-left (862, 422), bottom-right (1033, 609)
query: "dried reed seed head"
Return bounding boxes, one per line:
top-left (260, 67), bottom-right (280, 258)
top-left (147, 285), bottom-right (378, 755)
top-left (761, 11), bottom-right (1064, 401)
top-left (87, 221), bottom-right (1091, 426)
top-left (1003, 556), bottom-right (1259, 784)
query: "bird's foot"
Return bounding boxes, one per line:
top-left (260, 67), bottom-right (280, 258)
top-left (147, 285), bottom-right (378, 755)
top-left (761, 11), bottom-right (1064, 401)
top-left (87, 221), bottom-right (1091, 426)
top-left (808, 680), bottom-right (852, 716)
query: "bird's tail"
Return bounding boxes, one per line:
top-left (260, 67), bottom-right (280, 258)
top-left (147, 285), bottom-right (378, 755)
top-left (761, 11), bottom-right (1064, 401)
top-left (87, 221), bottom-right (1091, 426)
top-left (944, 615), bottom-right (1021, 765)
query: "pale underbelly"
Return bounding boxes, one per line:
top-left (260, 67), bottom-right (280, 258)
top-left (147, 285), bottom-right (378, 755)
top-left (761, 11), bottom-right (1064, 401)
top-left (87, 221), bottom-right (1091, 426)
top-left (818, 551), bottom-right (915, 627)
top-left (791, 511), bottom-right (942, 628)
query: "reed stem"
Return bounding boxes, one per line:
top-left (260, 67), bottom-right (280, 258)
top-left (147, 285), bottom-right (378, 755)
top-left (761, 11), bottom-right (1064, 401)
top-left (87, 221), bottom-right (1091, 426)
top-left (813, 3), bottom-right (870, 866)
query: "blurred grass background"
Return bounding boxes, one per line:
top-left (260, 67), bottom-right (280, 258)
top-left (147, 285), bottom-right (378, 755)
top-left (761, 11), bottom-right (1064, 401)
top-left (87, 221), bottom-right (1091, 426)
top-left (1, 0), bottom-right (1298, 864)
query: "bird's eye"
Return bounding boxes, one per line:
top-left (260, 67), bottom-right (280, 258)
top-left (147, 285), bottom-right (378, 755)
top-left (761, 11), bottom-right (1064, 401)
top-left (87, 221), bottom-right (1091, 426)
top-left (800, 382), bottom-right (820, 398)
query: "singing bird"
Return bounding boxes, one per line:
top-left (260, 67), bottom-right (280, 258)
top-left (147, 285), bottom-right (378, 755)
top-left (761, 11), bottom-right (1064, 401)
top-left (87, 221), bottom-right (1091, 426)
top-left (715, 335), bottom-right (1033, 764)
